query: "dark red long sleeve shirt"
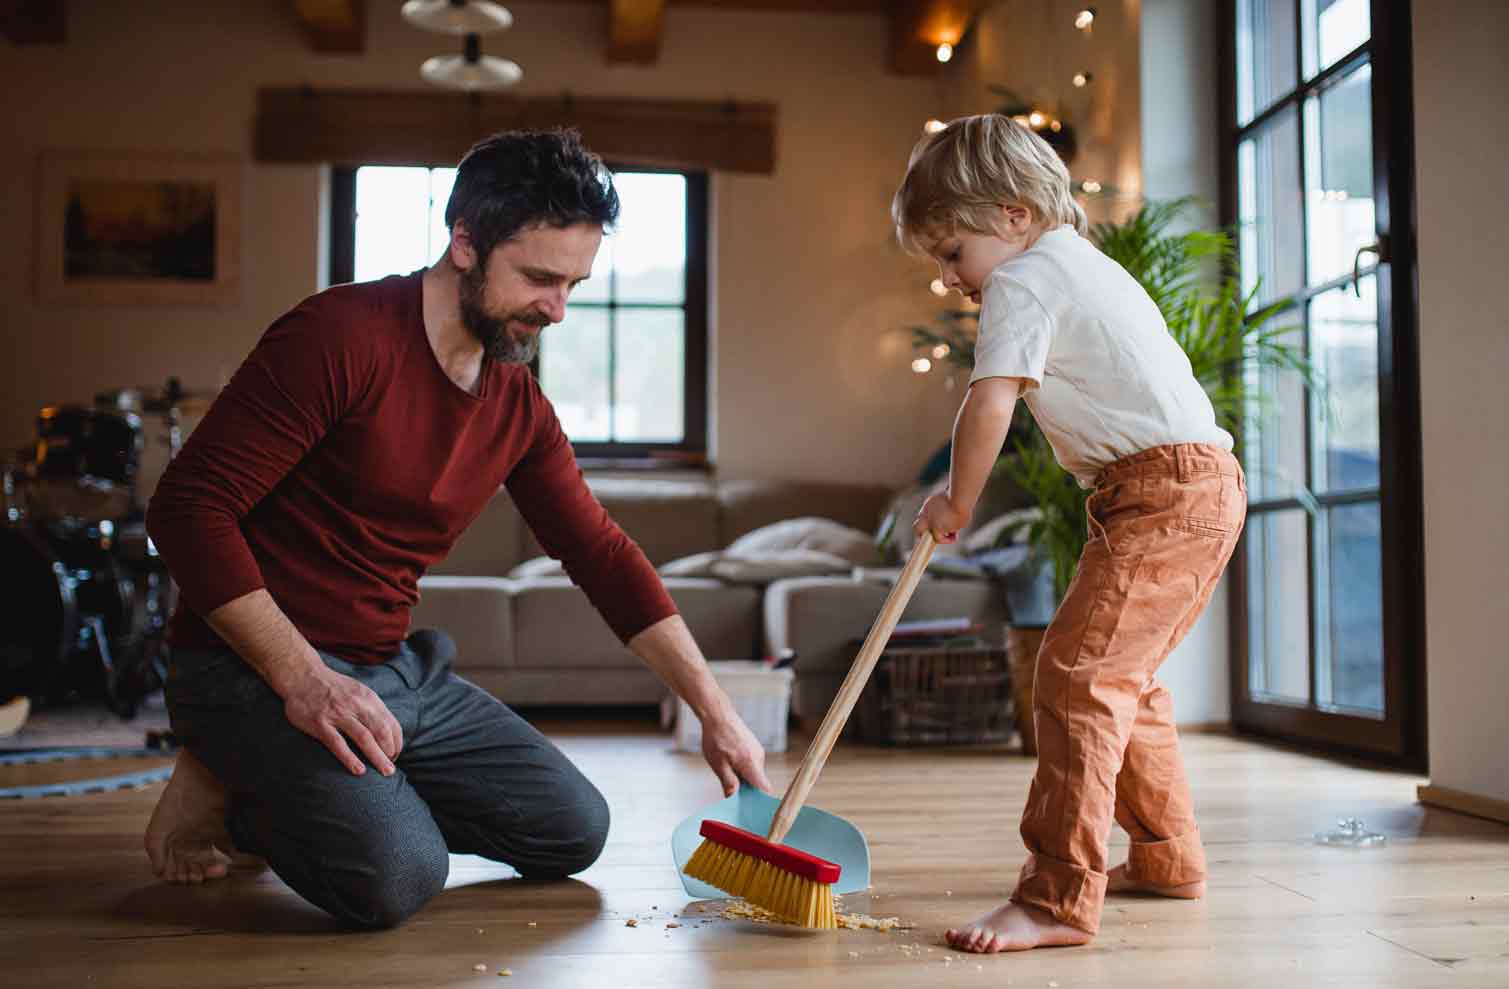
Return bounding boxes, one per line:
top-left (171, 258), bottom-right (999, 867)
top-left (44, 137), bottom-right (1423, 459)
top-left (146, 272), bottom-right (676, 665)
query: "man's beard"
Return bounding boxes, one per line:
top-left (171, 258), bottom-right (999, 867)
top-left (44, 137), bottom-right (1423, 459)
top-left (459, 262), bottom-right (546, 364)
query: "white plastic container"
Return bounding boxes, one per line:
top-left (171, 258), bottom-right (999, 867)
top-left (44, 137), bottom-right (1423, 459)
top-left (673, 661), bottom-right (794, 754)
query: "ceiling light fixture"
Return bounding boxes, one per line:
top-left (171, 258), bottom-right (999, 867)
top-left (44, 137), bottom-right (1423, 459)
top-left (402, 0), bottom-right (513, 35)
top-left (935, 42), bottom-right (954, 63)
top-left (421, 33), bottom-right (522, 91)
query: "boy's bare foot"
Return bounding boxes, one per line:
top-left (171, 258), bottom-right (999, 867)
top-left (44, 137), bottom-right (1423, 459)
top-left (944, 901), bottom-right (1093, 953)
top-left (144, 749), bottom-right (239, 884)
top-left (1106, 863), bottom-right (1205, 899)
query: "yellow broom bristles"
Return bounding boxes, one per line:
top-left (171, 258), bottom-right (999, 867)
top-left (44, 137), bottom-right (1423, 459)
top-left (683, 837), bottom-right (837, 929)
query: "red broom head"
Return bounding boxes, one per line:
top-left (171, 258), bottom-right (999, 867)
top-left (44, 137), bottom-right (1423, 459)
top-left (698, 820), bottom-right (842, 884)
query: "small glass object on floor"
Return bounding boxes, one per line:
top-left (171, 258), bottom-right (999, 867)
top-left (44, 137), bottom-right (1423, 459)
top-left (1314, 816), bottom-right (1386, 847)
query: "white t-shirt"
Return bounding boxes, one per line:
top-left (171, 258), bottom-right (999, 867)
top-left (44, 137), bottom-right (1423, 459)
top-left (970, 226), bottom-right (1233, 487)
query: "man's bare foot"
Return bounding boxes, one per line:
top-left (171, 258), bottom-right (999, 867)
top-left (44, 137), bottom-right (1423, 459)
top-left (144, 749), bottom-right (237, 884)
top-left (944, 901), bottom-right (1093, 953)
top-left (1106, 863), bottom-right (1205, 899)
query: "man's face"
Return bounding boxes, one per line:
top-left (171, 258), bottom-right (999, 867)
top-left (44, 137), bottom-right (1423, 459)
top-left (457, 221), bottom-right (603, 363)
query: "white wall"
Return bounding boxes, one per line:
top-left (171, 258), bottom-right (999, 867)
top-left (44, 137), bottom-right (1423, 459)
top-left (1139, 0), bottom-right (1228, 725)
top-left (1413, 2), bottom-right (1509, 803)
top-left (0, 0), bottom-right (962, 489)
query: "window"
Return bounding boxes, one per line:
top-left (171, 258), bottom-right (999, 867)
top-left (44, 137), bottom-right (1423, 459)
top-left (1225, 0), bottom-right (1424, 764)
top-left (329, 164), bottom-right (708, 463)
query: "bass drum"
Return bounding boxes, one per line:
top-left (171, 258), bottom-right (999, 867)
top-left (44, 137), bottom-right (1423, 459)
top-left (0, 526), bottom-right (77, 701)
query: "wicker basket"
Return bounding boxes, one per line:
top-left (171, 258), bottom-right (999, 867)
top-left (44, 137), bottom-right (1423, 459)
top-left (855, 644), bottom-right (1015, 746)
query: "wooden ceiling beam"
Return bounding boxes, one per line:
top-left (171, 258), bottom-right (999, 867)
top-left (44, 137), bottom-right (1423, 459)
top-left (1, 0), bottom-right (66, 45)
top-left (293, 0), bottom-right (365, 54)
top-left (888, 0), bottom-right (985, 76)
top-left (608, 0), bottom-right (666, 64)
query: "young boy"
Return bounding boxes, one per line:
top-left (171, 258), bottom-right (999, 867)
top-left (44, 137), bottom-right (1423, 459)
top-left (896, 115), bottom-right (1247, 953)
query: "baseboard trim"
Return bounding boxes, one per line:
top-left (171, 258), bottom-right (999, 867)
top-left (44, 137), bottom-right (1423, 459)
top-left (1177, 721), bottom-right (1232, 735)
top-left (1417, 783), bottom-right (1509, 825)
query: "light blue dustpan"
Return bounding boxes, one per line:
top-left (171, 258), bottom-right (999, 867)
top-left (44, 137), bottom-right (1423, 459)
top-left (672, 783), bottom-right (871, 899)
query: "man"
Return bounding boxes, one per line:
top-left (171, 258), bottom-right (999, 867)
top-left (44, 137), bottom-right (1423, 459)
top-left (142, 129), bottom-right (771, 929)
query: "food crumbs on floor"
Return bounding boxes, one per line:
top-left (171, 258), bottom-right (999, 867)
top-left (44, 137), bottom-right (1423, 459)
top-left (625, 918), bottom-right (639, 927)
top-left (497, 969), bottom-right (511, 977)
top-left (666, 922), bottom-right (681, 929)
top-left (473, 964), bottom-right (487, 972)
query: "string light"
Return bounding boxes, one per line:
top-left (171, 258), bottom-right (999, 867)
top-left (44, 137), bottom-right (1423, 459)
top-left (912, 358), bottom-right (933, 374)
top-left (1081, 180), bottom-right (1102, 194)
top-left (1072, 71), bottom-right (1092, 87)
top-left (1049, 119), bottom-right (1063, 132)
top-left (935, 42), bottom-right (953, 63)
top-left (1075, 8), bottom-right (1095, 30)
top-left (932, 344), bottom-right (950, 360)
top-left (924, 119), bottom-right (947, 134)
top-left (1028, 110), bottom-right (1046, 129)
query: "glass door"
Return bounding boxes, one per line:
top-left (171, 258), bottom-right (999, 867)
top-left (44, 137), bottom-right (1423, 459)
top-left (1225, 0), bottom-right (1424, 764)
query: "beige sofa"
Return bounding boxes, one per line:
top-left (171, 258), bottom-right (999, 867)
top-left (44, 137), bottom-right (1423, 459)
top-left (412, 476), bottom-right (1007, 720)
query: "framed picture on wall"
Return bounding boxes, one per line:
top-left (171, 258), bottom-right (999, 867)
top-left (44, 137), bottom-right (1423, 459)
top-left (35, 151), bottom-right (242, 306)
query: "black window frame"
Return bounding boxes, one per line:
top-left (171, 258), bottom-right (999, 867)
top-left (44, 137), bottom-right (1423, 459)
top-left (1220, 0), bottom-right (1427, 769)
top-left (329, 163), bottom-right (709, 468)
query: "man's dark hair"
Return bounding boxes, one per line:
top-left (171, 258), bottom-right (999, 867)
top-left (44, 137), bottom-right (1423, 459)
top-left (444, 128), bottom-right (620, 262)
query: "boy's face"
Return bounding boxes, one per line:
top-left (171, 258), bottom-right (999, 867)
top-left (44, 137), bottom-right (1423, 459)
top-left (924, 205), bottom-right (1039, 303)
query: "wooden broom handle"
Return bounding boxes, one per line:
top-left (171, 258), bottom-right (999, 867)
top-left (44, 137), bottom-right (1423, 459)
top-left (766, 530), bottom-right (937, 844)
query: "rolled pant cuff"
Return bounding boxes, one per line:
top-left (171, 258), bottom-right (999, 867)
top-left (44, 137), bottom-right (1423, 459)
top-left (1125, 827), bottom-right (1206, 887)
top-left (1010, 852), bottom-right (1106, 935)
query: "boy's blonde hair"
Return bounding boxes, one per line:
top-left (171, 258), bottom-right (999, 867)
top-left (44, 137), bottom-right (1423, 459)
top-left (892, 113), bottom-right (1088, 254)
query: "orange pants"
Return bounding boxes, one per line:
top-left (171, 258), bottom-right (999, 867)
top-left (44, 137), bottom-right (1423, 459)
top-left (1011, 443), bottom-right (1246, 934)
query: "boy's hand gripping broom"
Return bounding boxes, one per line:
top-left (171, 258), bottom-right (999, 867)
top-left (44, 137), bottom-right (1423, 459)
top-left (681, 531), bottom-right (937, 928)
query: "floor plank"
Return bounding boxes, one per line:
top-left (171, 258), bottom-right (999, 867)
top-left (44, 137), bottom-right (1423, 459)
top-left (2, 728), bottom-right (1507, 987)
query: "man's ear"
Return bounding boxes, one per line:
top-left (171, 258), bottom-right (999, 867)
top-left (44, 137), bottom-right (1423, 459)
top-left (449, 221), bottom-right (478, 272)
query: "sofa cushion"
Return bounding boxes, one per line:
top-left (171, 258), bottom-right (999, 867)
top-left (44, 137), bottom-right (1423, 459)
top-left (660, 549), bottom-right (857, 584)
top-left (412, 576), bottom-right (516, 669)
top-left (512, 577), bottom-right (760, 670)
top-left (429, 489), bottom-right (525, 578)
top-left (725, 516), bottom-right (884, 565)
top-left (717, 480), bottom-right (893, 546)
top-left (518, 477), bottom-right (720, 567)
top-left (509, 555), bottom-right (568, 580)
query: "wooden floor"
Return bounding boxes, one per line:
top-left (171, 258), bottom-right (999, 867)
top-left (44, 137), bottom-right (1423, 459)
top-left (3, 725), bottom-right (1507, 988)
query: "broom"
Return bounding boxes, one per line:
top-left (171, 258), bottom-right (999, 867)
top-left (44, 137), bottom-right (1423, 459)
top-left (683, 531), bottom-right (938, 928)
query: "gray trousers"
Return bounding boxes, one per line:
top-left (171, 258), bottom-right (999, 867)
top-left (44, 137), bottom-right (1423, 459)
top-left (165, 628), bottom-right (610, 929)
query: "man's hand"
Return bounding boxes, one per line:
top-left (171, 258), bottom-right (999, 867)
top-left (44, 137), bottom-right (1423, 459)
top-left (914, 492), bottom-right (970, 545)
top-left (281, 666), bottom-right (403, 777)
top-left (700, 707), bottom-right (773, 797)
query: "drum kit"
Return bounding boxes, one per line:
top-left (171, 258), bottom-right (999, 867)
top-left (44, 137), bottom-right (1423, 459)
top-left (1, 378), bottom-right (216, 717)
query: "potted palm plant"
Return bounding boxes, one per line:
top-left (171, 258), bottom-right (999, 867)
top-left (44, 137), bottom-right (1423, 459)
top-left (910, 198), bottom-right (1320, 752)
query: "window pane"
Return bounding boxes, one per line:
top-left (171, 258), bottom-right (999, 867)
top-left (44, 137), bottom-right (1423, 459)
top-left (540, 308), bottom-right (611, 442)
top-left (1319, 501), bottom-right (1383, 714)
top-left (427, 167), bottom-right (457, 264)
top-left (354, 166), bottom-right (430, 282)
top-left (1302, 0), bottom-right (1370, 78)
top-left (1244, 358), bottom-right (1308, 502)
top-left (1238, 107), bottom-right (1304, 304)
top-left (614, 309), bottom-right (685, 442)
top-left (1305, 64), bottom-right (1375, 286)
top-left (1237, 0), bottom-right (1298, 125)
top-left (1312, 276), bottom-right (1379, 492)
top-left (1248, 510), bottom-right (1312, 705)
top-left (610, 173), bottom-right (686, 303)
